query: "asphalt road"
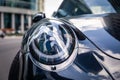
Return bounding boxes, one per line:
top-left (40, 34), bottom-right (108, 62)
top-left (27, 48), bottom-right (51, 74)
top-left (0, 36), bottom-right (22, 80)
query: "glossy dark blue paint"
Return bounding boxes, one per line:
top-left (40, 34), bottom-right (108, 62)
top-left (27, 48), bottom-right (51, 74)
top-left (9, 14), bottom-right (120, 80)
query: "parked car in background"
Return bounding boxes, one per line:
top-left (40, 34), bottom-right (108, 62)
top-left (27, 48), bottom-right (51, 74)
top-left (9, 0), bottom-right (120, 80)
top-left (0, 30), bottom-right (5, 38)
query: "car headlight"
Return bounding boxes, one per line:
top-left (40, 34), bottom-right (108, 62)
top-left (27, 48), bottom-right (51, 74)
top-left (24, 19), bottom-right (78, 71)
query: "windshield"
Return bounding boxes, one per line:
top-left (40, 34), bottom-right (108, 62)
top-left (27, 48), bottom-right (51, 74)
top-left (84, 0), bottom-right (116, 14)
top-left (53, 0), bottom-right (117, 18)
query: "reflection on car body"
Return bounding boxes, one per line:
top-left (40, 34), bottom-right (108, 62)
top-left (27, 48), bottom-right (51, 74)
top-left (9, 0), bottom-right (120, 80)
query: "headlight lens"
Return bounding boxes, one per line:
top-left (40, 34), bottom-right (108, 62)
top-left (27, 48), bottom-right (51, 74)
top-left (26, 19), bottom-right (78, 71)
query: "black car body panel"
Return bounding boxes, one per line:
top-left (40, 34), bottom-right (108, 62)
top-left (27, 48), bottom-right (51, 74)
top-left (66, 13), bottom-right (120, 80)
top-left (10, 13), bottom-right (120, 80)
top-left (68, 13), bottom-right (120, 59)
top-left (17, 51), bottom-right (113, 80)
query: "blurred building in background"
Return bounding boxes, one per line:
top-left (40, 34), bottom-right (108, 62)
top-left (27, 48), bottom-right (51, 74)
top-left (0, 0), bottom-right (44, 34)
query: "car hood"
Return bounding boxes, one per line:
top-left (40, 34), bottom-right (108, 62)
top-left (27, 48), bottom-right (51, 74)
top-left (67, 13), bottom-right (120, 59)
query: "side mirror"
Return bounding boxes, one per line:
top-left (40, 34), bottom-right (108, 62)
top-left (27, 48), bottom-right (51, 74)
top-left (52, 9), bottom-right (68, 18)
top-left (32, 12), bottom-right (46, 23)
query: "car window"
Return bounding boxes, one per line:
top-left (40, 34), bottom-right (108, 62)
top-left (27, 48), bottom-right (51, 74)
top-left (53, 0), bottom-right (117, 18)
top-left (84, 0), bottom-right (116, 14)
top-left (53, 0), bottom-right (92, 18)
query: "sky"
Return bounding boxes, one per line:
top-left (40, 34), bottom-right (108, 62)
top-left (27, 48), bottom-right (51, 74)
top-left (44, 0), bottom-right (63, 18)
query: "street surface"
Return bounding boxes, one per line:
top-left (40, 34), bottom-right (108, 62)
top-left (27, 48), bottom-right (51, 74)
top-left (0, 36), bottom-right (22, 80)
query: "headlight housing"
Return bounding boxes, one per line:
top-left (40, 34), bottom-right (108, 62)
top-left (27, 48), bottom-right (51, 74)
top-left (22, 19), bottom-right (78, 71)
